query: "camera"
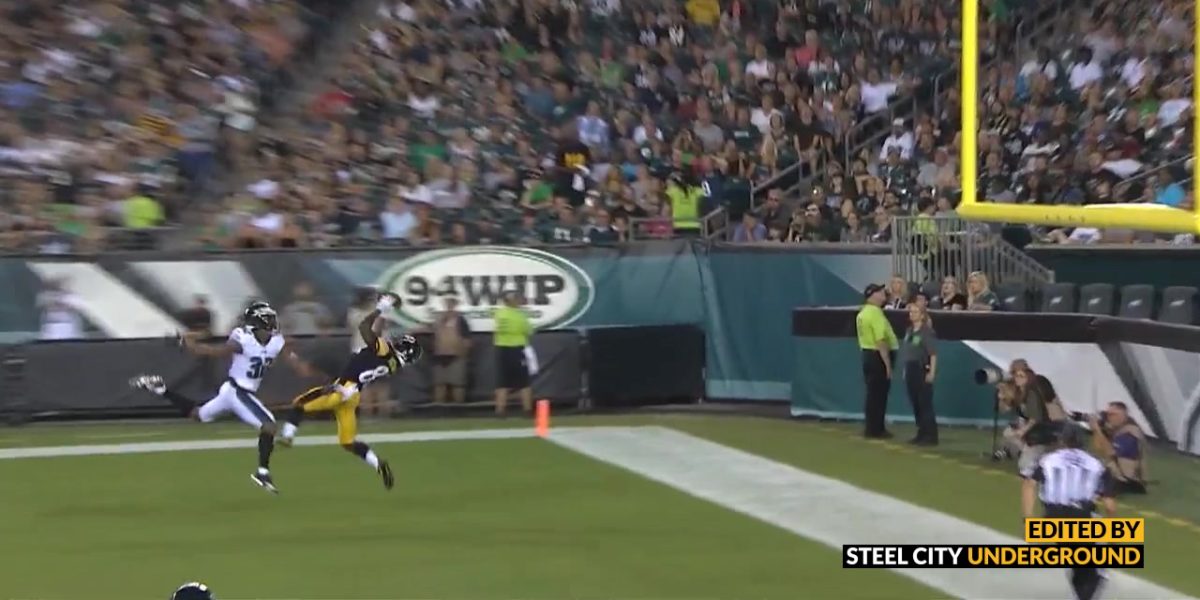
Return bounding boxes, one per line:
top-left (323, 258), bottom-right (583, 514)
top-left (974, 366), bottom-right (1009, 385)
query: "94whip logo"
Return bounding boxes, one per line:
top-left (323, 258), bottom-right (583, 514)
top-left (375, 246), bottom-right (595, 332)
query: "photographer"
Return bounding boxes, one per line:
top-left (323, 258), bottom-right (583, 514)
top-left (998, 361), bottom-right (1066, 473)
top-left (1088, 402), bottom-right (1148, 495)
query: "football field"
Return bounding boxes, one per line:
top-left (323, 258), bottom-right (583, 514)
top-left (1, 414), bottom-right (1198, 600)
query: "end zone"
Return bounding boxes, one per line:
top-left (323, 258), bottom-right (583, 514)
top-left (957, 0), bottom-right (1200, 234)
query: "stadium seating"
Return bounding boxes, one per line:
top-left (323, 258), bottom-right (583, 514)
top-left (975, 0), bottom-right (1196, 236)
top-left (1078, 284), bottom-right (1116, 316)
top-left (1117, 285), bottom-right (1156, 320)
top-left (995, 282), bottom-right (1031, 312)
top-left (921, 281), bottom-right (941, 303)
top-left (183, 0), bottom-right (1054, 249)
top-left (1041, 283), bottom-right (1078, 314)
top-left (1159, 287), bottom-right (1199, 325)
top-left (0, 0), bottom-right (346, 253)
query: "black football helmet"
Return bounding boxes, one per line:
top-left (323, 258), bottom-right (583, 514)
top-left (171, 582), bottom-right (214, 600)
top-left (390, 333), bottom-right (423, 365)
top-left (244, 301), bottom-right (278, 332)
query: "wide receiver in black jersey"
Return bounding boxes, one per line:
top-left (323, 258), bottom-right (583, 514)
top-left (277, 292), bottom-right (422, 489)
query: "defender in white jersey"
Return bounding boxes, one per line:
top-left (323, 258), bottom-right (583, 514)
top-left (129, 301), bottom-right (313, 493)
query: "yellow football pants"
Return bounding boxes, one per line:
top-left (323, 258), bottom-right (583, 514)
top-left (293, 386), bottom-right (360, 445)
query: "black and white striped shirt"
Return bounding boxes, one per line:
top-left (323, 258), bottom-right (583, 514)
top-left (1024, 448), bottom-right (1112, 508)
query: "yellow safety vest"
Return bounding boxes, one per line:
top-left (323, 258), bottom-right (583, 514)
top-left (668, 184), bottom-right (702, 230)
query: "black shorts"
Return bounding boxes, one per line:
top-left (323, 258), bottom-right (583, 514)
top-left (497, 346), bottom-right (530, 390)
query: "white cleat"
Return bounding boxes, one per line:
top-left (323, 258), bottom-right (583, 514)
top-left (129, 374), bottom-right (166, 395)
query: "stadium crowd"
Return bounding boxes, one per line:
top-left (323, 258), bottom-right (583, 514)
top-left (0, 0), bottom-right (1195, 252)
top-left (0, 0), bottom-right (341, 252)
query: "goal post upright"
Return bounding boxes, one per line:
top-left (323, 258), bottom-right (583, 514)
top-left (955, 0), bottom-right (1200, 235)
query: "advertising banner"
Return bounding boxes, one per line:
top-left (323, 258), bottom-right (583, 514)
top-left (0, 241), bottom-right (908, 406)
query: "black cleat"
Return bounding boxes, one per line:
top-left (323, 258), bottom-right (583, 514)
top-left (378, 460), bottom-right (394, 490)
top-left (251, 471), bottom-right (278, 494)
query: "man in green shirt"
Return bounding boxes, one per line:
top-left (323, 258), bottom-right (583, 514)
top-left (856, 283), bottom-right (899, 439)
top-left (493, 291), bottom-right (534, 416)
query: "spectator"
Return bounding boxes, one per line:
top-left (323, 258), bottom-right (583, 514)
top-left (431, 295), bottom-right (471, 405)
top-left (280, 282), bottom-right (333, 336)
top-left (380, 198), bottom-right (417, 241)
top-left (1154, 168), bottom-right (1186, 208)
top-left (966, 271), bottom-right (999, 312)
top-left (585, 209), bottom-right (620, 244)
top-left (886, 276), bottom-right (909, 310)
top-left (931, 276), bottom-right (967, 311)
top-left (0, 0), bottom-right (345, 253)
top-left (732, 211), bottom-right (766, 243)
top-left (880, 119), bottom-right (915, 162)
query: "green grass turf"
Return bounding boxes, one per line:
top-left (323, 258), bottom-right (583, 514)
top-left (4, 414), bottom-right (1200, 597)
top-left (661, 416), bottom-right (1200, 597)
top-left (0, 436), bottom-right (937, 600)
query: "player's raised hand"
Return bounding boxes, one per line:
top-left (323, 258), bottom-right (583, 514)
top-left (376, 292), bottom-right (400, 312)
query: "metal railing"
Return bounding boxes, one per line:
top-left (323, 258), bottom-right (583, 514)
top-left (626, 217), bottom-right (676, 241)
top-left (749, 160), bottom-right (803, 208)
top-left (841, 98), bottom-right (917, 172)
top-left (1013, 0), bottom-right (1086, 57)
top-left (891, 216), bottom-right (1055, 288)
top-left (1120, 155), bottom-right (1192, 188)
top-left (701, 206), bottom-right (729, 241)
top-left (0, 227), bottom-right (185, 255)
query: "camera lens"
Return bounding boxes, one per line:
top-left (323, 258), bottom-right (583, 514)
top-left (974, 367), bottom-right (1005, 385)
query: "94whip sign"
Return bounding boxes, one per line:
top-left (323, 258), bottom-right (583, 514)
top-left (376, 246), bottom-right (595, 332)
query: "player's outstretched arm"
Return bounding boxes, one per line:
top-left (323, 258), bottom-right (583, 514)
top-left (359, 292), bottom-right (398, 350)
top-left (181, 332), bottom-right (240, 358)
top-left (280, 343), bottom-right (318, 378)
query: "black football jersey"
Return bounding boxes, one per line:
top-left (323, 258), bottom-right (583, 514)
top-left (337, 339), bottom-right (401, 389)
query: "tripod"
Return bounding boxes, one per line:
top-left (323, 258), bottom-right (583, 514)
top-left (981, 392), bottom-right (1005, 462)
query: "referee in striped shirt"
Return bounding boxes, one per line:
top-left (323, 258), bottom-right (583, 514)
top-left (1021, 423), bottom-right (1116, 600)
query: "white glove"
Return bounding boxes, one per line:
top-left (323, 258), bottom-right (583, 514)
top-left (376, 294), bottom-right (396, 312)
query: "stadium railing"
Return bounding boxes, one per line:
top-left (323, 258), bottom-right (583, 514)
top-left (890, 215), bottom-right (1056, 287)
top-left (0, 227), bottom-right (184, 255)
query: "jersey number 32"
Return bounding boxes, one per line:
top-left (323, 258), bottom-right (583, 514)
top-left (247, 356), bottom-right (274, 379)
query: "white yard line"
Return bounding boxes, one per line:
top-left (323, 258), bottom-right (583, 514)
top-left (0, 428), bottom-right (537, 460)
top-left (549, 426), bottom-right (1190, 600)
top-left (74, 432), bottom-right (170, 441)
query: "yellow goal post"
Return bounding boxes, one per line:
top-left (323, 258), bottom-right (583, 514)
top-left (957, 0), bottom-right (1200, 234)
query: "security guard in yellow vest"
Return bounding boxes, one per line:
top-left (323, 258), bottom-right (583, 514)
top-left (666, 173), bottom-right (702, 233)
top-left (857, 283), bottom-right (899, 438)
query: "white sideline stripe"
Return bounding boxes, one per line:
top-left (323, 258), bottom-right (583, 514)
top-left (549, 426), bottom-right (1190, 600)
top-left (0, 428), bottom-right (537, 460)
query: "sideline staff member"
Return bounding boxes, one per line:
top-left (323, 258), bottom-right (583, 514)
top-left (902, 303), bottom-right (938, 445)
top-left (493, 291), bottom-right (533, 415)
top-left (857, 283), bottom-right (898, 439)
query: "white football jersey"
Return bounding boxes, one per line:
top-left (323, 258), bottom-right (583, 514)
top-left (227, 326), bottom-right (285, 391)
